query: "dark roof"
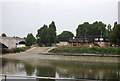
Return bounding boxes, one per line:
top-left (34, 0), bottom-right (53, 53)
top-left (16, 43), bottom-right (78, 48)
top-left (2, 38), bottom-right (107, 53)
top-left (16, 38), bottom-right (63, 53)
top-left (59, 37), bottom-right (73, 42)
top-left (60, 36), bottom-right (110, 43)
top-left (69, 37), bottom-right (88, 43)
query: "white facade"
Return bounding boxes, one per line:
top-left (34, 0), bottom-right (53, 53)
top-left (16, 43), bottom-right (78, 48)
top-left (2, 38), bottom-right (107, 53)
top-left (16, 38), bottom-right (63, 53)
top-left (17, 44), bottom-right (25, 48)
top-left (58, 42), bottom-right (69, 46)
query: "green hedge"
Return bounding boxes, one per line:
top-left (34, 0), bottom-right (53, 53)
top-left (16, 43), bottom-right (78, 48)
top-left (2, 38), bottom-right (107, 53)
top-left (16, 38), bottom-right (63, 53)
top-left (1, 46), bottom-right (31, 54)
top-left (49, 46), bottom-right (120, 55)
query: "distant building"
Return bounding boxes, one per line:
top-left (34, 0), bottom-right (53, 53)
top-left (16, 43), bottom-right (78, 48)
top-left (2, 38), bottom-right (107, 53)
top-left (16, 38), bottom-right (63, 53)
top-left (58, 36), bottom-right (110, 47)
top-left (58, 37), bottom-right (73, 46)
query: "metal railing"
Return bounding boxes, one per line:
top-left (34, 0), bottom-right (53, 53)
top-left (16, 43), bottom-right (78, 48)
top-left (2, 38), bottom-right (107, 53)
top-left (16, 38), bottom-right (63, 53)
top-left (0, 74), bottom-right (86, 81)
top-left (1, 74), bottom-right (114, 81)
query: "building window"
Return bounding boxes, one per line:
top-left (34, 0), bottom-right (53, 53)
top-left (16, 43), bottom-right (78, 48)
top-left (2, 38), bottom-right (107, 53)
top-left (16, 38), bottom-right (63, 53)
top-left (100, 38), bottom-right (104, 41)
top-left (95, 38), bottom-right (98, 41)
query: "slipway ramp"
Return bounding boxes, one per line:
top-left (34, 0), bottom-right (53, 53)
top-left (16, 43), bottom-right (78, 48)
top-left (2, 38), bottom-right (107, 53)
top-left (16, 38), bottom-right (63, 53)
top-left (24, 47), bottom-right (56, 54)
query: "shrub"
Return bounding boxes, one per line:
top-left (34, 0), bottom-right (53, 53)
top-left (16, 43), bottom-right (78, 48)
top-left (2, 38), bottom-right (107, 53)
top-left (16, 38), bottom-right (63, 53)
top-left (1, 48), bottom-right (9, 54)
top-left (2, 46), bottom-right (31, 54)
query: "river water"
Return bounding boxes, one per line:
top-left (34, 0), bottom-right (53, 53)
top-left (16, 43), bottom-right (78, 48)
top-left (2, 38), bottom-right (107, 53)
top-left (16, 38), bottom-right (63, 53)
top-left (1, 56), bottom-right (120, 81)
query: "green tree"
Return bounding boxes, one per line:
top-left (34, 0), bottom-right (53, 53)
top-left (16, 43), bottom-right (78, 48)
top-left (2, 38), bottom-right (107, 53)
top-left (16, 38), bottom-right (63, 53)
top-left (114, 22), bottom-right (117, 27)
top-left (110, 24), bottom-right (120, 46)
top-left (36, 21), bottom-right (57, 46)
top-left (76, 21), bottom-right (107, 37)
top-left (48, 21), bottom-right (57, 45)
top-left (36, 24), bottom-right (49, 46)
top-left (58, 31), bottom-right (74, 41)
top-left (58, 31), bottom-right (74, 37)
top-left (76, 22), bottom-right (91, 36)
top-left (91, 21), bottom-right (106, 36)
top-left (1, 33), bottom-right (7, 37)
top-left (26, 33), bottom-right (36, 46)
top-left (106, 24), bottom-right (112, 36)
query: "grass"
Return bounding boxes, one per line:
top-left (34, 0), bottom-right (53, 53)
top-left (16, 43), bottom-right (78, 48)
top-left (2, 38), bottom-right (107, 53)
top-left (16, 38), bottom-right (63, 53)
top-left (49, 46), bottom-right (120, 55)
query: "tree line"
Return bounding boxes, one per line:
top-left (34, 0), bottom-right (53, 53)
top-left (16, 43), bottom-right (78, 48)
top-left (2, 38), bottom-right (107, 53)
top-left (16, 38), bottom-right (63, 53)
top-left (76, 21), bottom-right (107, 37)
top-left (1, 21), bottom-right (120, 46)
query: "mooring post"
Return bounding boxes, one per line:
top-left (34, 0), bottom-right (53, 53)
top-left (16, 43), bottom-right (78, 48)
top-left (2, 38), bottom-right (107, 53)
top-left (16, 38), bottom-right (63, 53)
top-left (4, 75), bottom-right (7, 81)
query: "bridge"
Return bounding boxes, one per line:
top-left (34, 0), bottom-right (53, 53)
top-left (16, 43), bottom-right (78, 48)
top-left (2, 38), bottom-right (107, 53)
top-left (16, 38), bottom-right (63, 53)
top-left (0, 36), bottom-right (26, 49)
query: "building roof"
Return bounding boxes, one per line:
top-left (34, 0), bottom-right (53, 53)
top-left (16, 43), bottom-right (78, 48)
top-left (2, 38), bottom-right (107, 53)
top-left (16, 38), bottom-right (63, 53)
top-left (59, 37), bottom-right (73, 42)
top-left (60, 36), bottom-right (110, 43)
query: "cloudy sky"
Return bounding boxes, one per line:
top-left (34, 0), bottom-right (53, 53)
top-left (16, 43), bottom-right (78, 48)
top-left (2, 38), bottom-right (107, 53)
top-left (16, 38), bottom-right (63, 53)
top-left (0, 0), bottom-right (119, 37)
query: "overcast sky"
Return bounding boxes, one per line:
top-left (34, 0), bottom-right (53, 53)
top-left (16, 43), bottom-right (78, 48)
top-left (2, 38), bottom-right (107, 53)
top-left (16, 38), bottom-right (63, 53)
top-left (0, 0), bottom-right (119, 37)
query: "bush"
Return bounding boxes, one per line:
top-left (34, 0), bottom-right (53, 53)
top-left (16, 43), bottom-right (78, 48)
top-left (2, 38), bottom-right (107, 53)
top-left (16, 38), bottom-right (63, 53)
top-left (1, 46), bottom-right (31, 54)
top-left (1, 48), bottom-right (9, 54)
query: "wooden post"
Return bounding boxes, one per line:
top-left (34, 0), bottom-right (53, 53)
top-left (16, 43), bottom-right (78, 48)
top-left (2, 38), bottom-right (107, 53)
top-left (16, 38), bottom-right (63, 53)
top-left (4, 75), bottom-right (7, 81)
top-left (72, 42), bottom-right (73, 46)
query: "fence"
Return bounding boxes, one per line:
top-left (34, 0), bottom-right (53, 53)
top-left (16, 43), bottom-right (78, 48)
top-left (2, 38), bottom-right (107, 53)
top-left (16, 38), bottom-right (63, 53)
top-left (0, 74), bottom-right (89, 81)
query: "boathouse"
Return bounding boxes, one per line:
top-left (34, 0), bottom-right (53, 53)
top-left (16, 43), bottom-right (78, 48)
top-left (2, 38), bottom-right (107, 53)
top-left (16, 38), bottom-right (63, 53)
top-left (58, 36), bottom-right (110, 47)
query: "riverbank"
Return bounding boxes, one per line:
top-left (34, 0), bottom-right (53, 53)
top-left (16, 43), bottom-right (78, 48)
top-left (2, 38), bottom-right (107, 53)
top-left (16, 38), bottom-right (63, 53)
top-left (0, 47), bottom-right (55, 58)
top-left (49, 46), bottom-right (120, 55)
top-left (1, 53), bottom-right (119, 64)
top-left (0, 47), bottom-right (119, 63)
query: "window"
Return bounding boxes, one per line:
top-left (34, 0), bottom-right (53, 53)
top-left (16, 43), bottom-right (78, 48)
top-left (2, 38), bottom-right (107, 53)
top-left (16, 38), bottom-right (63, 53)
top-left (95, 38), bottom-right (98, 41)
top-left (100, 38), bottom-right (104, 41)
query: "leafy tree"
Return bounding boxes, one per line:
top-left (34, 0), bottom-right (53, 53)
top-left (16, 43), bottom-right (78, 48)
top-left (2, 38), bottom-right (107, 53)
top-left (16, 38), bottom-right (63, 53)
top-left (58, 31), bottom-right (74, 37)
top-left (92, 21), bottom-right (106, 36)
top-left (36, 21), bottom-right (57, 46)
top-left (13, 36), bottom-right (21, 38)
top-left (114, 22), bottom-right (117, 27)
top-left (1, 33), bottom-right (7, 37)
top-left (110, 24), bottom-right (120, 46)
top-left (112, 22), bottom-right (118, 31)
top-left (76, 21), bottom-right (106, 37)
top-left (23, 37), bottom-right (26, 40)
top-left (76, 22), bottom-right (91, 36)
top-left (106, 24), bottom-right (112, 36)
top-left (58, 31), bottom-right (74, 41)
top-left (36, 24), bottom-right (49, 46)
top-left (48, 21), bottom-right (57, 45)
top-left (26, 33), bottom-right (36, 46)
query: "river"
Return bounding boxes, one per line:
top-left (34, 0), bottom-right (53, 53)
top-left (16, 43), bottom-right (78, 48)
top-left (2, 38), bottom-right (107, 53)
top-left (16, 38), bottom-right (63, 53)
top-left (1, 55), bottom-right (120, 81)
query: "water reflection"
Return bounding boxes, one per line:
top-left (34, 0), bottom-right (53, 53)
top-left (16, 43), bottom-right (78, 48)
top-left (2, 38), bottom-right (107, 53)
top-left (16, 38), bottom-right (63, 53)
top-left (1, 58), bottom-right (120, 81)
top-left (36, 66), bottom-right (55, 81)
top-left (24, 63), bottom-right (35, 76)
